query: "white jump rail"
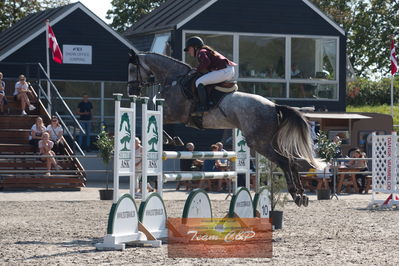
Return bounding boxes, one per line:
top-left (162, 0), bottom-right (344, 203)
top-left (163, 151), bottom-right (237, 160)
top-left (164, 171), bottom-right (238, 182)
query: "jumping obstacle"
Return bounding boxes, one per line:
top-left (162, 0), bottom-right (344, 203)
top-left (370, 132), bottom-right (399, 208)
top-left (96, 94), bottom-right (161, 250)
top-left (96, 94), bottom-right (271, 250)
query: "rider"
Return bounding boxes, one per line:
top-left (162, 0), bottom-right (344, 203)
top-left (184, 36), bottom-right (237, 112)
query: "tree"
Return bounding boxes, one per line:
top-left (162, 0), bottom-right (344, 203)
top-left (106, 0), bottom-right (166, 33)
top-left (0, 0), bottom-right (70, 32)
top-left (311, 0), bottom-right (399, 77)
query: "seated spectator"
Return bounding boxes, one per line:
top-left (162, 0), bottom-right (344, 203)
top-left (0, 72), bottom-right (5, 114)
top-left (202, 144), bottom-right (221, 172)
top-left (291, 63), bottom-right (302, 78)
top-left (46, 116), bottom-right (65, 155)
top-left (14, 74), bottom-right (35, 115)
top-left (39, 132), bottom-right (62, 175)
top-left (29, 116), bottom-right (46, 153)
top-left (215, 142), bottom-right (228, 170)
top-left (347, 148), bottom-right (368, 193)
top-left (199, 144), bottom-right (221, 190)
top-left (176, 142), bottom-right (203, 191)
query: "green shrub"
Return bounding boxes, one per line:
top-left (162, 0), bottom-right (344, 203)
top-left (347, 77), bottom-right (399, 106)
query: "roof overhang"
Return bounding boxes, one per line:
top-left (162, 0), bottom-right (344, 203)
top-left (302, 0), bottom-right (346, 36)
top-left (303, 113), bottom-right (371, 120)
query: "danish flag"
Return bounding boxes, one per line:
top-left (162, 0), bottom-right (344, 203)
top-left (48, 25), bottom-right (63, 64)
top-left (391, 39), bottom-right (397, 75)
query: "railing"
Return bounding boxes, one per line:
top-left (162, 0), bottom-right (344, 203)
top-left (0, 62), bottom-right (86, 155)
top-left (270, 157), bottom-right (373, 197)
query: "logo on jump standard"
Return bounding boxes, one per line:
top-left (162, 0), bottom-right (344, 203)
top-left (147, 115), bottom-right (159, 169)
top-left (119, 112), bottom-right (132, 168)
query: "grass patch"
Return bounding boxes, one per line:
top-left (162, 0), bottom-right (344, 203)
top-left (346, 104), bottom-right (398, 128)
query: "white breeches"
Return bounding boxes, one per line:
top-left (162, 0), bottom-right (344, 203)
top-left (195, 66), bottom-right (235, 87)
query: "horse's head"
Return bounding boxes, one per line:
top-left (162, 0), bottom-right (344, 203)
top-left (126, 51), bottom-right (194, 124)
top-left (127, 50), bottom-right (154, 96)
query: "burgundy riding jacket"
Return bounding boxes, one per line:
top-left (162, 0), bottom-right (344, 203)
top-left (196, 48), bottom-right (237, 73)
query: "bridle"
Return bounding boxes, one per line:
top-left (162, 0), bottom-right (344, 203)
top-left (127, 53), bottom-right (155, 96)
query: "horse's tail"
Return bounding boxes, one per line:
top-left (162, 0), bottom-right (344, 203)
top-left (273, 105), bottom-right (321, 168)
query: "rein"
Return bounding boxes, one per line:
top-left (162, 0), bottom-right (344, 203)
top-left (127, 54), bottom-right (158, 95)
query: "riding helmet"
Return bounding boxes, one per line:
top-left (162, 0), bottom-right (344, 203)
top-left (184, 36), bottom-right (204, 52)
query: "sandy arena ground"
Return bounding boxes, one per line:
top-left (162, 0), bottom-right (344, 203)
top-left (0, 185), bottom-right (398, 265)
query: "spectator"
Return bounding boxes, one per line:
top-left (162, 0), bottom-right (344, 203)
top-left (135, 137), bottom-right (153, 194)
top-left (77, 93), bottom-right (93, 151)
top-left (291, 63), bottom-right (302, 78)
top-left (29, 116), bottom-right (46, 153)
top-left (332, 135), bottom-right (343, 159)
top-left (215, 142), bottom-right (227, 170)
top-left (0, 72), bottom-right (6, 114)
top-left (202, 144), bottom-right (221, 171)
top-left (39, 132), bottom-right (62, 176)
top-left (215, 141), bottom-right (231, 191)
top-left (46, 116), bottom-right (65, 155)
top-left (347, 148), bottom-right (368, 193)
top-left (176, 142), bottom-right (203, 191)
top-left (14, 74), bottom-right (35, 115)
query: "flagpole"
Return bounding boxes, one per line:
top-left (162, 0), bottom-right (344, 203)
top-left (45, 19), bottom-right (51, 115)
top-left (391, 74), bottom-right (394, 118)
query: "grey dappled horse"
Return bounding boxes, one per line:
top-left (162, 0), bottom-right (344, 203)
top-left (127, 51), bottom-right (320, 207)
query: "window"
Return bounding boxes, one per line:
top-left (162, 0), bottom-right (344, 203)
top-left (184, 33), bottom-right (233, 67)
top-left (151, 33), bottom-right (171, 56)
top-left (239, 36), bottom-right (285, 79)
top-left (238, 82), bottom-right (285, 98)
top-left (183, 31), bottom-right (339, 100)
top-left (289, 83), bottom-right (337, 99)
top-left (291, 38), bottom-right (337, 80)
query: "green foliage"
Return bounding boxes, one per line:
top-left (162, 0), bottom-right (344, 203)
top-left (106, 0), bottom-right (166, 32)
top-left (95, 127), bottom-right (114, 165)
top-left (346, 77), bottom-right (399, 106)
top-left (259, 158), bottom-right (288, 211)
top-left (311, 0), bottom-right (399, 77)
top-left (315, 131), bottom-right (341, 162)
top-left (0, 0), bottom-right (70, 32)
top-left (347, 104), bottom-right (399, 132)
top-left (267, 175), bottom-right (289, 211)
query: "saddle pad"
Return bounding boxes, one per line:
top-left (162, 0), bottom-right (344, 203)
top-left (214, 84), bottom-right (238, 93)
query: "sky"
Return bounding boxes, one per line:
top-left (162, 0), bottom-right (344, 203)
top-left (71, 0), bottom-right (112, 23)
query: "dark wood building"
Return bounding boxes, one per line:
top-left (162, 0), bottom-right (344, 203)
top-left (124, 0), bottom-right (347, 148)
top-left (125, 0), bottom-right (346, 111)
top-left (0, 2), bottom-right (137, 133)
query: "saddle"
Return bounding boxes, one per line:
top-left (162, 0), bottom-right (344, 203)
top-left (180, 72), bottom-right (238, 129)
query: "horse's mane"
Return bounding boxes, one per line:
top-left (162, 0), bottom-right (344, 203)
top-left (142, 52), bottom-right (192, 71)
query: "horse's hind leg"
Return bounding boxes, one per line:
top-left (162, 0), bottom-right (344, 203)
top-left (273, 155), bottom-right (302, 207)
top-left (291, 164), bottom-right (309, 207)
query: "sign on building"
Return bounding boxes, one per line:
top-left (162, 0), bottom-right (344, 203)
top-left (63, 44), bottom-right (92, 64)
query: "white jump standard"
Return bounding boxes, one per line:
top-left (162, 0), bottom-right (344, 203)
top-left (96, 94), bottom-right (161, 250)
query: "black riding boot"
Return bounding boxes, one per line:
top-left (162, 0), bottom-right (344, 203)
top-left (196, 83), bottom-right (208, 113)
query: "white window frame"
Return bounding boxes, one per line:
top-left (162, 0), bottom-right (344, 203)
top-left (182, 30), bottom-right (340, 101)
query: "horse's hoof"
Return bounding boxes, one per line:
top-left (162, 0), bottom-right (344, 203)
top-left (302, 195), bottom-right (309, 207)
top-left (294, 195), bottom-right (302, 206)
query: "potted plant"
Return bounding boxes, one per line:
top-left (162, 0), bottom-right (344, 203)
top-left (95, 126), bottom-right (114, 200)
top-left (260, 158), bottom-right (288, 230)
top-left (315, 131), bottom-right (341, 200)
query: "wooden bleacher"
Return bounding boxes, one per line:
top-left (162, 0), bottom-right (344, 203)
top-left (0, 83), bottom-right (86, 190)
